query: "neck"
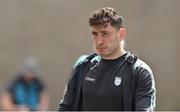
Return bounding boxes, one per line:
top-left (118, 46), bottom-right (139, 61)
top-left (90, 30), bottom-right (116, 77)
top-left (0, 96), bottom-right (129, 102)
top-left (103, 47), bottom-right (127, 60)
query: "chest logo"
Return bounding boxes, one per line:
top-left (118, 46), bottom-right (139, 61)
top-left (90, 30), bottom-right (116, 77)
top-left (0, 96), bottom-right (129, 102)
top-left (114, 76), bottom-right (122, 86)
top-left (85, 77), bottom-right (95, 82)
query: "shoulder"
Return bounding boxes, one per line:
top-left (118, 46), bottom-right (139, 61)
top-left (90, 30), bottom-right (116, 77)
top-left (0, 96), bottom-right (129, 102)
top-left (73, 53), bottom-right (99, 68)
top-left (10, 75), bottom-right (25, 85)
top-left (133, 56), bottom-right (155, 87)
top-left (6, 75), bottom-right (24, 92)
top-left (127, 52), bottom-right (154, 81)
top-left (125, 52), bottom-right (152, 75)
top-left (33, 77), bottom-right (45, 89)
top-left (134, 58), bottom-right (153, 75)
top-left (73, 55), bottom-right (88, 68)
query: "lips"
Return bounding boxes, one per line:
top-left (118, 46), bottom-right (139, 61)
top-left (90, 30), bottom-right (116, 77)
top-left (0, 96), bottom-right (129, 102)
top-left (97, 47), bottom-right (107, 52)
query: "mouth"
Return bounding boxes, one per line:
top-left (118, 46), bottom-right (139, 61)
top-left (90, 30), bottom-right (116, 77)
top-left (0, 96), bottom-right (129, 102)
top-left (97, 47), bottom-right (107, 52)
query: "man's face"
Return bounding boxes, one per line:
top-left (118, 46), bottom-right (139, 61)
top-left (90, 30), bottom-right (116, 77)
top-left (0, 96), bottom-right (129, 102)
top-left (91, 24), bottom-right (124, 59)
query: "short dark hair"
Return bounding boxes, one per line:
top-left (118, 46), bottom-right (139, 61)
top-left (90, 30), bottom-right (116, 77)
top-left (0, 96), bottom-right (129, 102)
top-left (89, 7), bottom-right (124, 30)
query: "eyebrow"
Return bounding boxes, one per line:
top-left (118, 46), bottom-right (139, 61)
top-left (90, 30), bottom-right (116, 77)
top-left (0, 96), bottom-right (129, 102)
top-left (100, 31), bottom-right (110, 33)
top-left (91, 30), bottom-right (111, 35)
top-left (92, 31), bottom-right (97, 35)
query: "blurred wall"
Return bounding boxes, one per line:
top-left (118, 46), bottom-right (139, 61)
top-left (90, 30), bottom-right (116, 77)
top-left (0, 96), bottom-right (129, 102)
top-left (0, 0), bottom-right (180, 110)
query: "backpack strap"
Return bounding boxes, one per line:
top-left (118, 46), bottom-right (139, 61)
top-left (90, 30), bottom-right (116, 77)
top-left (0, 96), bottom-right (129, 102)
top-left (122, 52), bottom-right (138, 110)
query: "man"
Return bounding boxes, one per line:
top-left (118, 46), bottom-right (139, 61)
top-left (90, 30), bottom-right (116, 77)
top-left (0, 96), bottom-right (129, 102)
top-left (59, 7), bottom-right (156, 111)
top-left (1, 57), bottom-right (49, 111)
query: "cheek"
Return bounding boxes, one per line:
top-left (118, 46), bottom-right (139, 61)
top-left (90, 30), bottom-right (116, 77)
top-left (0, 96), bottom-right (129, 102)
top-left (109, 38), bottom-right (120, 49)
top-left (107, 36), bottom-right (119, 45)
top-left (93, 37), bottom-right (98, 44)
top-left (93, 40), bottom-right (98, 47)
top-left (92, 38), bottom-right (96, 44)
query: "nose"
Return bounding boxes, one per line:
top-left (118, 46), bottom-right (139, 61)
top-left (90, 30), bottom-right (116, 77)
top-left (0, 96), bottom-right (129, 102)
top-left (95, 36), bottom-right (103, 46)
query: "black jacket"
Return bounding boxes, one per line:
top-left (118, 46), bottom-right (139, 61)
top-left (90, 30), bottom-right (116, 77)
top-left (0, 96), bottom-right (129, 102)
top-left (58, 52), bottom-right (156, 111)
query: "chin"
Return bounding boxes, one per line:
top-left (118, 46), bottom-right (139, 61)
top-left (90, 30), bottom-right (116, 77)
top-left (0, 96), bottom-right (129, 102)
top-left (96, 50), bottom-right (109, 57)
top-left (99, 53), bottom-right (108, 57)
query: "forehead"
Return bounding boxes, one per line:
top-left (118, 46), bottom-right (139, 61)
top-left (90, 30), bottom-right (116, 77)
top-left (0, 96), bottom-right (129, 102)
top-left (91, 24), bottom-right (116, 32)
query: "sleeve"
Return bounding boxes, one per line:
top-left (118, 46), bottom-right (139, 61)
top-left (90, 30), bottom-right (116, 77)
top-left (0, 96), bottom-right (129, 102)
top-left (58, 55), bottom-right (88, 111)
top-left (134, 68), bottom-right (156, 111)
top-left (58, 65), bottom-right (81, 111)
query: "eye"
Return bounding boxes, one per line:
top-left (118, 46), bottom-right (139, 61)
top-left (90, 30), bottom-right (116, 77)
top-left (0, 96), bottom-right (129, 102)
top-left (102, 32), bottom-right (109, 37)
top-left (92, 32), bottom-right (98, 37)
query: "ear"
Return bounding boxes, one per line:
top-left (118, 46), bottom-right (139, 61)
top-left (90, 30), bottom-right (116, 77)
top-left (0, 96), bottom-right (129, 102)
top-left (119, 27), bottom-right (126, 40)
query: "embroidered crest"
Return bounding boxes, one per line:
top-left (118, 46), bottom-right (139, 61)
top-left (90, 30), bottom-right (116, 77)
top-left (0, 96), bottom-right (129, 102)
top-left (114, 76), bottom-right (122, 86)
top-left (85, 77), bottom-right (95, 82)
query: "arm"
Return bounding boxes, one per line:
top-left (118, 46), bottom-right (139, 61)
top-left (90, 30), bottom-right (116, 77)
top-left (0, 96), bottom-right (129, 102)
top-left (2, 92), bottom-right (17, 110)
top-left (58, 55), bottom-right (89, 111)
top-left (58, 71), bottom-right (77, 111)
top-left (1, 92), bottom-right (27, 111)
top-left (134, 68), bottom-right (156, 111)
top-left (38, 90), bottom-right (49, 111)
